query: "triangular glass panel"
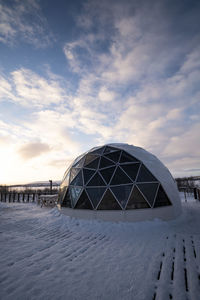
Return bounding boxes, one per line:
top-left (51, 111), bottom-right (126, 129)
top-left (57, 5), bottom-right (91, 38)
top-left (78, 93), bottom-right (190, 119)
top-left (103, 146), bottom-right (118, 154)
top-left (110, 167), bottom-right (132, 185)
top-left (154, 185), bottom-right (172, 207)
top-left (62, 163), bottom-right (72, 180)
top-left (111, 185), bottom-right (133, 209)
top-left (97, 189), bottom-right (121, 210)
top-left (136, 164), bottom-right (157, 182)
top-left (120, 151), bottom-right (139, 163)
top-left (87, 172), bottom-right (106, 186)
top-left (69, 168), bottom-right (81, 184)
top-left (86, 187), bottom-right (106, 209)
top-left (69, 186), bottom-right (82, 207)
top-left (72, 153), bottom-right (85, 167)
top-left (73, 157), bottom-right (85, 168)
top-left (90, 147), bottom-right (105, 155)
top-left (84, 154), bottom-right (99, 167)
top-left (126, 186), bottom-right (150, 209)
top-left (62, 188), bottom-right (71, 208)
top-left (86, 157), bottom-right (100, 169)
top-left (120, 163), bottom-right (140, 181)
top-left (82, 168), bottom-right (96, 185)
top-left (62, 171), bottom-right (70, 186)
top-left (137, 183), bottom-right (159, 207)
top-left (70, 171), bottom-right (83, 186)
top-left (99, 156), bottom-right (115, 169)
top-left (99, 166), bottom-right (116, 184)
top-left (58, 186), bottom-right (66, 205)
top-left (104, 150), bottom-right (122, 163)
top-left (74, 190), bottom-right (93, 209)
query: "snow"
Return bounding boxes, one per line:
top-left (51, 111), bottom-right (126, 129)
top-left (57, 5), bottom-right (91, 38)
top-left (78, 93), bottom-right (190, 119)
top-left (0, 194), bottom-right (200, 300)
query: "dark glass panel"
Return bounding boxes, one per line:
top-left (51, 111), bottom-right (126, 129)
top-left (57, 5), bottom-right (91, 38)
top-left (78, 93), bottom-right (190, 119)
top-left (120, 151), bottom-right (139, 163)
top-left (104, 150), bottom-right (121, 163)
top-left (103, 146), bottom-right (118, 153)
top-left (62, 188), bottom-right (71, 208)
top-left (110, 167), bottom-right (132, 185)
top-left (73, 157), bottom-right (85, 168)
top-left (74, 190), bottom-right (93, 209)
top-left (126, 186), bottom-right (150, 209)
top-left (97, 189), bottom-right (121, 210)
top-left (99, 156), bottom-right (115, 169)
top-left (70, 171), bottom-right (83, 186)
top-left (136, 164), bottom-right (157, 182)
top-left (69, 186), bottom-right (82, 207)
top-left (86, 187), bottom-right (106, 209)
top-left (69, 168), bottom-right (81, 183)
top-left (83, 168), bottom-right (96, 185)
top-left (120, 163), bottom-right (140, 181)
top-left (137, 183), bottom-right (159, 207)
top-left (111, 185), bottom-right (133, 209)
top-left (84, 154), bottom-right (99, 167)
top-left (86, 157), bottom-right (100, 169)
top-left (99, 166), bottom-right (116, 184)
top-left (72, 153), bottom-right (85, 167)
top-left (87, 172), bottom-right (106, 186)
top-left (154, 185), bottom-right (172, 207)
top-left (90, 147), bottom-right (104, 155)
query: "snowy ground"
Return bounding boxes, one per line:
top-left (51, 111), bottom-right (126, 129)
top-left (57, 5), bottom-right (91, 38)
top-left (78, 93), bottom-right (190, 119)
top-left (0, 194), bottom-right (200, 300)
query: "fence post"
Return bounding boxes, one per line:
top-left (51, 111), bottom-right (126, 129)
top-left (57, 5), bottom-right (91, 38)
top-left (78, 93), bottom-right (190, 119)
top-left (194, 188), bottom-right (197, 199)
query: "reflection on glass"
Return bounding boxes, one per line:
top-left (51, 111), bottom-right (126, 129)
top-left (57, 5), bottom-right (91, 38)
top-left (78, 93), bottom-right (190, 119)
top-left (86, 187), bottom-right (106, 209)
top-left (137, 183), bottom-right (159, 207)
top-left (154, 185), bottom-right (172, 207)
top-left (126, 186), bottom-right (150, 209)
top-left (97, 189), bottom-right (121, 210)
top-left (75, 190), bottom-right (93, 209)
top-left (110, 167), bottom-right (132, 185)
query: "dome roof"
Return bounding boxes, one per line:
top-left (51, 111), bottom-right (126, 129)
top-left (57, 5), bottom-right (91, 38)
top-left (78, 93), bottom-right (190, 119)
top-left (58, 143), bottom-right (182, 221)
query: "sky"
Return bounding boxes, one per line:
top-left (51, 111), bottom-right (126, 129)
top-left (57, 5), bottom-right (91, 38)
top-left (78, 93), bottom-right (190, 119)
top-left (0, 0), bottom-right (200, 184)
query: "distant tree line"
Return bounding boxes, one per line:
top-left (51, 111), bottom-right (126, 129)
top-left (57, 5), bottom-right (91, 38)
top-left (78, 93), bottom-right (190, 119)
top-left (175, 176), bottom-right (200, 190)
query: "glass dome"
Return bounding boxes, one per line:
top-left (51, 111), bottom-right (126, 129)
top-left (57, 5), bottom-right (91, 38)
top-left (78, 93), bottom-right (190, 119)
top-left (58, 144), bottom-right (172, 210)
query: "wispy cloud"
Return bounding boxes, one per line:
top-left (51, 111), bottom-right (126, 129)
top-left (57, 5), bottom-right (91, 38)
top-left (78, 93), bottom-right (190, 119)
top-left (0, 0), bottom-right (53, 47)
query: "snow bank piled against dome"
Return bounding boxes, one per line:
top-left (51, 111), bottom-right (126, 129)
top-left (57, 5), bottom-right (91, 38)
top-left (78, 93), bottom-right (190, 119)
top-left (58, 144), bottom-right (182, 222)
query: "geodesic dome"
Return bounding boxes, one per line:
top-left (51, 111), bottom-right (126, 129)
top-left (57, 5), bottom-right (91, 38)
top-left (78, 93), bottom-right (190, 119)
top-left (58, 144), bottom-right (181, 221)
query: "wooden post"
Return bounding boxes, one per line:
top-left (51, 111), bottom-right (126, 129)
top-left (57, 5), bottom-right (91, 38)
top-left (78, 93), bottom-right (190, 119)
top-left (194, 188), bottom-right (197, 199)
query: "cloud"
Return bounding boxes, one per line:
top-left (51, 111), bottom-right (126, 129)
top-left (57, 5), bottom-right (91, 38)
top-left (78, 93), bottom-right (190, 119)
top-left (1, 0), bottom-right (200, 181)
top-left (0, 68), bottom-right (68, 108)
top-left (0, 0), bottom-right (53, 47)
top-left (98, 87), bottom-right (116, 102)
top-left (18, 141), bottom-right (51, 160)
top-left (0, 75), bottom-right (13, 100)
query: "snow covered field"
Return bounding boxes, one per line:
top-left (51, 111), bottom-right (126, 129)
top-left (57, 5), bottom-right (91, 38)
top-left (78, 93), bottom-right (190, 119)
top-left (0, 194), bottom-right (200, 300)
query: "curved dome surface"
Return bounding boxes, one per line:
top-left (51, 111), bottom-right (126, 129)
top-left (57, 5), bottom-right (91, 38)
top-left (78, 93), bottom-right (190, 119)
top-left (58, 143), bottom-right (182, 221)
